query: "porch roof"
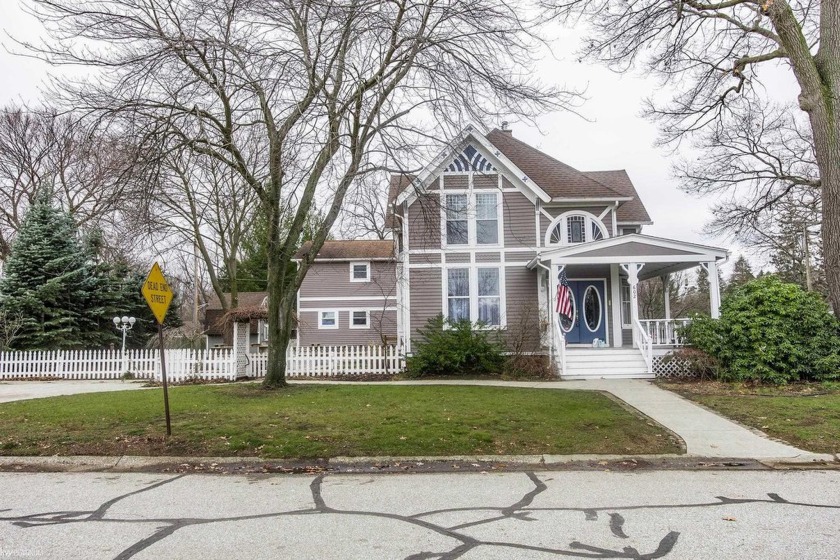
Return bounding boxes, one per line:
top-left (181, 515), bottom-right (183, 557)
top-left (527, 234), bottom-right (729, 280)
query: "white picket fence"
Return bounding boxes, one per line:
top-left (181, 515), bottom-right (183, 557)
top-left (252, 344), bottom-right (405, 378)
top-left (0, 344), bottom-right (404, 382)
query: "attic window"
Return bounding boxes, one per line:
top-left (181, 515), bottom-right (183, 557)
top-left (546, 212), bottom-right (608, 246)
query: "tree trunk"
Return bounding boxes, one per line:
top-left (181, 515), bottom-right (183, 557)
top-left (769, 1), bottom-right (840, 311)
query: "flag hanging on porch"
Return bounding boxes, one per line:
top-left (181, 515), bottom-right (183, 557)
top-left (556, 268), bottom-right (573, 319)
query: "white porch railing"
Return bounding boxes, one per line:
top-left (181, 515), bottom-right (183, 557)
top-left (633, 319), bottom-right (653, 373)
top-left (279, 344), bottom-right (404, 377)
top-left (639, 318), bottom-right (692, 346)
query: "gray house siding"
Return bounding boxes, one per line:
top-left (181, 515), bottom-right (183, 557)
top-left (299, 261), bottom-right (396, 299)
top-left (407, 194), bottom-right (441, 251)
top-left (409, 268), bottom-right (442, 340)
top-left (298, 260), bottom-right (397, 346)
top-left (502, 189), bottom-right (536, 248)
top-left (503, 267), bottom-right (542, 351)
top-left (298, 309), bottom-right (397, 346)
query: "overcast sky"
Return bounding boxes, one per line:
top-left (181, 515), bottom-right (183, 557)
top-left (0, 3), bottom-right (803, 276)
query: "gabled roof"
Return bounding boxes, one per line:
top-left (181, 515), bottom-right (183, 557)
top-left (485, 129), bottom-right (627, 199)
top-left (294, 239), bottom-right (394, 260)
top-left (395, 126), bottom-right (552, 206)
top-left (206, 291), bottom-right (268, 311)
top-left (585, 170), bottom-right (652, 224)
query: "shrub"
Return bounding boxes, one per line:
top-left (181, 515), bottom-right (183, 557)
top-left (683, 276), bottom-right (840, 384)
top-left (406, 315), bottom-right (505, 377)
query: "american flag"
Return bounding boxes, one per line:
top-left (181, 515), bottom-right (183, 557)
top-left (555, 268), bottom-right (573, 319)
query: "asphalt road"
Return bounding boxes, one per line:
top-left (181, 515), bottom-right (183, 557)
top-left (0, 469), bottom-right (838, 559)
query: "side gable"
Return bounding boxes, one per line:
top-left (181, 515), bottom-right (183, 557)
top-left (485, 129), bottom-right (627, 200)
top-left (585, 170), bottom-right (652, 224)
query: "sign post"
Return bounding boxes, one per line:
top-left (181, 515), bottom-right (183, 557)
top-left (141, 262), bottom-right (174, 437)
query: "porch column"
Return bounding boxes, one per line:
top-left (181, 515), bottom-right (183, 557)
top-left (704, 261), bottom-right (721, 319)
top-left (620, 263), bottom-right (643, 347)
top-left (610, 264), bottom-right (622, 347)
top-left (661, 274), bottom-right (671, 320)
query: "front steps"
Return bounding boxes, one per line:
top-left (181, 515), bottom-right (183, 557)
top-left (561, 347), bottom-right (653, 380)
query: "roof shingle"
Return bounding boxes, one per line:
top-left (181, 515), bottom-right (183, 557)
top-left (295, 239), bottom-right (395, 260)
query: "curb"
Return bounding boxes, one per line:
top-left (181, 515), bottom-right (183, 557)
top-left (1, 453), bottom-right (836, 473)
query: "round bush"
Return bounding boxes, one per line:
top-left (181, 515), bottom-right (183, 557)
top-left (684, 276), bottom-right (840, 384)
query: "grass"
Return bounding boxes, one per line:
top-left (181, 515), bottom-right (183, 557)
top-left (0, 384), bottom-right (680, 458)
top-left (660, 380), bottom-right (840, 454)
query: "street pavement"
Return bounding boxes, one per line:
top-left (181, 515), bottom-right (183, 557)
top-left (0, 469), bottom-right (838, 559)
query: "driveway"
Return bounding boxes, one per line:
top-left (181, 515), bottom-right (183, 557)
top-left (0, 469), bottom-right (838, 559)
top-left (0, 380), bottom-right (146, 404)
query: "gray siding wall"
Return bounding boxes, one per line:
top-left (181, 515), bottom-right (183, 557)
top-left (298, 310), bottom-right (397, 346)
top-left (407, 193), bottom-right (441, 250)
top-left (409, 268), bottom-right (442, 340)
top-left (503, 267), bottom-right (541, 351)
top-left (502, 188), bottom-right (536, 248)
top-left (473, 173), bottom-right (498, 189)
top-left (299, 261), bottom-right (396, 299)
top-left (443, 174), bottom-right (469, 189)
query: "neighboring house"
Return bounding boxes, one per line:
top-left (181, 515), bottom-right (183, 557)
top-left (204, 291), bottom-right (271, 351)
top-left (294, 240), bottom-right (398, 346)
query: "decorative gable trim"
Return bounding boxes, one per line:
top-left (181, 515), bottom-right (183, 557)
top-left (445, 144), bottom-right (496, 173)
top-left (395, 125), bottom-right (551, 207)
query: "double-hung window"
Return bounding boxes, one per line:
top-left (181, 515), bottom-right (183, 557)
top-left (475, 193), bottom-right (499, 245)
top-left (447, 268), bottom-right (470, 322)
top-left (477, 268), bottom-right (501, 326)
top-left (445, 192), bottom-right (500, 246)
top-left (319, 310), bottom-right (338, 329)
top-left (350, 262), bottom-right (370, 282)
top-left (446, 267), bottom-right (502, 327)
top-left (445, 194), bottom-right (468, 245)
top-left (349, 310), bottom-right (369, 329)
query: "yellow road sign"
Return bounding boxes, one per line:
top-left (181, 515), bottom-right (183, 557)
top-left (142, 262), bottom-right (173, 324)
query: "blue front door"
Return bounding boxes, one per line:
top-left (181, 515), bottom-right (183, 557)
top-left (559, 280), bottom-right (607, 344)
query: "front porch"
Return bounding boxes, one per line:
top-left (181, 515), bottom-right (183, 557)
top-left (527, 234), bottom-right (729, 379)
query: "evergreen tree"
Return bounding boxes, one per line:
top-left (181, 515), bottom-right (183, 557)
top-left (725, 255), bottom-right (755, 296)
top-left (0, 191), bottom-right (120, 349)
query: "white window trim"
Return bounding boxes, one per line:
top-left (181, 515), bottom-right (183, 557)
top-left (318, 309), bottom-right (340, 329)
top-left (349, 261), bottom-right (371, 283)
top-left (439, 178), bottom-right (504, 250)
top-left (544, 211), bottom-right (609, 247)
top-left (442, 264), bottom-right (507, 329)
top-left (348, 309), bottom-right (371, 329)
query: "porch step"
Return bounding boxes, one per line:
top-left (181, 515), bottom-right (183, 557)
top-left (562, 348), bottom-right (652, 380)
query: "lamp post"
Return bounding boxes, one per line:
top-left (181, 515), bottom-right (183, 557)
top-left (112, 316), bottom-right (136, 373)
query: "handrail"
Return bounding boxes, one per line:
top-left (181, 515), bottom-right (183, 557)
top-left (638, 318), bottom-right (692, 346)
top-left (553, 314), bottom-right (566, 377)
top-left (633, 318), bottom-right (653, 373)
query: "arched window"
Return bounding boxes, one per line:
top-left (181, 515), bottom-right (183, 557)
top-left (545, 212), bottom-right (608, 246)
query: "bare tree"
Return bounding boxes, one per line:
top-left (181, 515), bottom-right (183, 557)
top-left (146, 147), bottom-right (262, 312)
top-left (22, 0), bottom-right (572, 386)
top-left (0, 106), bottom-right (138, 260)
top-left (339, 174), bottom-right (390, 240)
top-left (547, 0), bottom-right (840, 312)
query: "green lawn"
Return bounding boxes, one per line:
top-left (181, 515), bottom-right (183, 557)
top-left (0, 384), bottom-right (680, 458)
top-left (661, 381), bottom-right (840, 454)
